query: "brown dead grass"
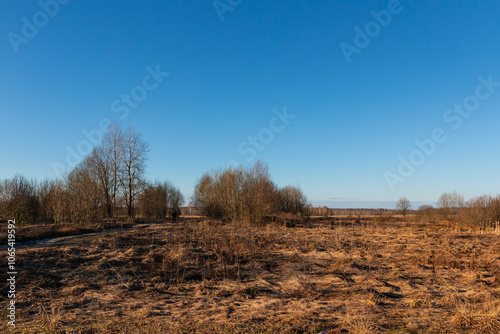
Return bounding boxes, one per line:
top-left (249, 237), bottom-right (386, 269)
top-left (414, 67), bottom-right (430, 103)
top-left (1, 218), bottom-right (500, 333)
top-left (0, 219), bottom-right (138, 246)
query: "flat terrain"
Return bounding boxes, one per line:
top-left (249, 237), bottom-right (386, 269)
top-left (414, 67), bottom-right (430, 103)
top-left (1, 218), bottom-right (500, 333)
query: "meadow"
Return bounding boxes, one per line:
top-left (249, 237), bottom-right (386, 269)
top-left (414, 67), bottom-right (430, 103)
top-left (2, 216), bottom-right (499, 333)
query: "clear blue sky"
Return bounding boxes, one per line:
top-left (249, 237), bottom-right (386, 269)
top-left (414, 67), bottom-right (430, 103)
top-left (1, 0), bottom-right (500, 209)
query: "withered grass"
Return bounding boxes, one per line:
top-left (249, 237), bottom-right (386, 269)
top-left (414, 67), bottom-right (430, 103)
top-left (2, 217), bottom-right (500, 333)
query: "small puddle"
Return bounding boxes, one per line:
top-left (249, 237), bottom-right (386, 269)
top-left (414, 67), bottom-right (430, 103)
top-left (19, 238), bottom-right (51, 246)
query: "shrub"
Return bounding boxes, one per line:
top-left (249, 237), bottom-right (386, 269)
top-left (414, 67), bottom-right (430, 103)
top-left (67, 163), bottom-right (106, 223)
top-left (139, 181), bottom-right (184, 221)
top-left (459, 195), bottom-right (500, 229)
top-left (416, 204), bottom-right (437, 222)
top-left (278, 185), bottom-right (308, 216)
top-left (437, 191), bottom-right (464, 221)
top-left (193, 162), bottom-right (279, 224)
top-left (193, 162), bottom-right (310, 224)
top-left (0, 175), bottom-right (39, 224)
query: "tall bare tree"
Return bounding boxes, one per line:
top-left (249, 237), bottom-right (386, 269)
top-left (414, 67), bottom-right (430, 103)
top-left (103, 122), bottom-right (123, 216)
top-left (119, 126), bottom-right (149, 217)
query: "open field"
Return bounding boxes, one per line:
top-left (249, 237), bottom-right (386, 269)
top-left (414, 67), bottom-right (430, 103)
top-left (2, 217), bottom-right (500, 333)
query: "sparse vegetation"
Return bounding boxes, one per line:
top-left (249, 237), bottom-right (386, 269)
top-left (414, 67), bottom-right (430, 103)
top-left (2, 217), bottom-right (500, 333)
top-left (193, 161), bottom-right (309, 224)
top-left (459, 194), bottom-right (500, 230)
top-left (438, 191), bottom-right (465, 221)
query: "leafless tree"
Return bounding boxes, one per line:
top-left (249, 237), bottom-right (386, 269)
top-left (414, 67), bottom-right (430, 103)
top-left (67, 162), bottom-right (105, 223)
top-left (85, 147), bottom-right (114, 217)
top-left (119, 126), bottom-right (149, 218)
top-left (140, 181), bottom-right (168, 221)
top-left (38, 179), bottom-right (69, 224)
top-left (396, 197), bottom-right (412, 218)
top-left (139, 181), bottom-right (184, 220)
top-left (459, 195), bottom-right (500, 229)
top-left (193, 174), bottom-right (224, 219)
top-left (278, 185), bottom-right (308, 216)
top-left (102, 122), bottom-right (123, 216)
top-left (437, 191), bottom-right (464, 221)
top-left (194, 162), bottom-right (301, 224)
top-left (0, 175), bottom-right (39, 223)
top-left (243, 161), bottom-right (279, 223)
top-left (166, 183), bottom-right (184, 216)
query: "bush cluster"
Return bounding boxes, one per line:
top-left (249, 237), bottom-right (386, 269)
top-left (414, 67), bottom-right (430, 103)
top-left (417, 192), bottom-right (500, 229)
top-left (193, 162), bottom-right (308, 224)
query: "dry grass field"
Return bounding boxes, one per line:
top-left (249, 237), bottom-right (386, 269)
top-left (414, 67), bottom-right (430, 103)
top-left (2, 217), bottom-right (500, 333)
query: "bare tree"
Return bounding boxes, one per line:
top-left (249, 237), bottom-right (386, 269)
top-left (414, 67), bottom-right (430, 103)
top-left (278, 185), bottom-right (308, 216)
top-left (437, 191), bottom-right (464, 221)
top-left (193, 174), bottom-right (224, 219)
top-left (139, 180), bottom-right (184, 220)
top-left (102, 122), bottom-right (123, 216)
top-left (85, 147), bottom-right (114, 217)
top-left (119, 126), bottom-right (149, 218)
top-left (193, 162), bottom-right (284, 224)
top-left (140, 181), bottom-right (168, 221)
top-left (0, 175), bottom-right (39, 223)
top-left (396, 197), bottom-right (412, 218)
top-left (38, 179), bottom-right (69, 224)
top-left (166, 183), bottom-right (184, 216)
top-left (243, 161), bottom-right (279, 223)
top-left (67, 163), bottom-right (105, 223)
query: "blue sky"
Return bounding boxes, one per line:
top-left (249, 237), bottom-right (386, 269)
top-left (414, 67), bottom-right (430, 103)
top-left (1, 0), bottom-right (500, 209)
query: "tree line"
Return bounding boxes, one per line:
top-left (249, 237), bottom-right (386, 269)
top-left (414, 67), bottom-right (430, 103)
top-left (412, 191), bottom-right (500, 229)
top-left (0, 123), bottom-right (184, 224)
top-left (0, 123), bottom-right (310, 225)
top-left (3, 122), bottom-right (497, 229)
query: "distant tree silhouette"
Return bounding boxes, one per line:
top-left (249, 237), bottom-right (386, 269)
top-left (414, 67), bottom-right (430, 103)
top-left (396, 197), bottom-right (412, 218)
